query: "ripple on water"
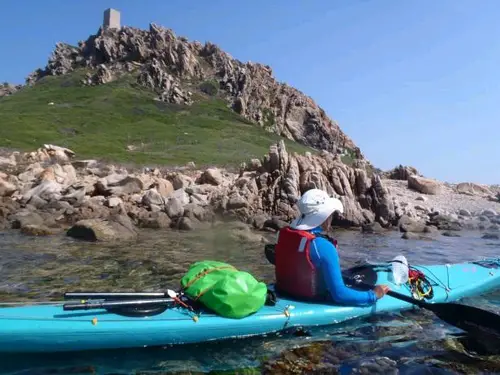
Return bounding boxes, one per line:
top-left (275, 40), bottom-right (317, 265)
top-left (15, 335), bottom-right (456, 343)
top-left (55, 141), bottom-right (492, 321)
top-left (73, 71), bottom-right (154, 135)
top-left (0, 224), bottom-right (499, 374)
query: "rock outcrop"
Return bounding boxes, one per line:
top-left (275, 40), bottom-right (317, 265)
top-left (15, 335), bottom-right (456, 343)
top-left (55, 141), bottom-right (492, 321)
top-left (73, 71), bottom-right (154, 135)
top-left (455, 182), bottom-right (493, 197)
top-left (382, 165), bottom-right (420, 180)
top-left (0, 142), bottom-right (401, 241)
top-left (210, 141), bottom-right (397, 228)
top-left (24, 24), bottom-right (359, 157)
top-left (0, 83), bottom-right (22, 98)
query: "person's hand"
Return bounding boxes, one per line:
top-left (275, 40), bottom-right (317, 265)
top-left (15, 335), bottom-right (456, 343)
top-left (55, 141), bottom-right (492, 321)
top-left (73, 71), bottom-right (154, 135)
top-left (374, 285), bottom-right (390, 299)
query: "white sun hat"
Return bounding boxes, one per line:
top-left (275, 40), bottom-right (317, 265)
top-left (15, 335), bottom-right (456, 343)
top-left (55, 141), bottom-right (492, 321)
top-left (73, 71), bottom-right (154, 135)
top-left (290, 189), bottom-right (344, 230)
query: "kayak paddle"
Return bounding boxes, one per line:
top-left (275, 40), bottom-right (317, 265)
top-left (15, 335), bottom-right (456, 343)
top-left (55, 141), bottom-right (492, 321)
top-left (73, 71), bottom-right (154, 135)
top-left (346, 275), bottom-right (500, 339)
top-left (62, 289), bottom-right (193, 314)
top-left (64, 292), bottom-right (170, 300)
top-left (63, 297), bottom-right (175, 311)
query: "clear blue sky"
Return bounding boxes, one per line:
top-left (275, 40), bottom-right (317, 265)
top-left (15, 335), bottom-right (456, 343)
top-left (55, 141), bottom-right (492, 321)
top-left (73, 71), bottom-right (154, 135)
top-left (1, 0), bottom-right (499, 184)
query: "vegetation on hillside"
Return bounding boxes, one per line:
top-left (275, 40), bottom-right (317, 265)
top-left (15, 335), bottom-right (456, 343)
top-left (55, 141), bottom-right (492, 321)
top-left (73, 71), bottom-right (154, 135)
top-left (0, 71), bottom-right (315, 168)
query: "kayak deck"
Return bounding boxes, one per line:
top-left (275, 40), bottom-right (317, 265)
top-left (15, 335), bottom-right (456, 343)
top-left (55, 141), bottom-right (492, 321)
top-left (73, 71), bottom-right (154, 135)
top-left (0, 258), bottom-right (499, 353)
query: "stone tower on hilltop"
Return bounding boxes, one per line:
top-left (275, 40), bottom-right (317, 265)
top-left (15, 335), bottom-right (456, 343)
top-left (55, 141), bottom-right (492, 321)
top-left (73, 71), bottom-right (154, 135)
top-left (103, 8), bottom-right (121, 29)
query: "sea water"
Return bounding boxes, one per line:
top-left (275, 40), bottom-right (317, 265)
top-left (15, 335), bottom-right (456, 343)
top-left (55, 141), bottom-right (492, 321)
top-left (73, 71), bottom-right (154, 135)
top-left (0, 225), bottom-right (498, 374)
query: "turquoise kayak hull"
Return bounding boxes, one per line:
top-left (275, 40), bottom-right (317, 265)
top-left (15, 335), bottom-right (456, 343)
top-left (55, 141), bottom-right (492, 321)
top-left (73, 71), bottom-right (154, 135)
top-left (0, 258), bottom-right (499, 353)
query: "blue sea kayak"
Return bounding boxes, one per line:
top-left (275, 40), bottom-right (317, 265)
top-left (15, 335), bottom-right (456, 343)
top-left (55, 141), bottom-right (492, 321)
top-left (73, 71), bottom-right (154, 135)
top-left (0, 258), bottom-right (499, 353)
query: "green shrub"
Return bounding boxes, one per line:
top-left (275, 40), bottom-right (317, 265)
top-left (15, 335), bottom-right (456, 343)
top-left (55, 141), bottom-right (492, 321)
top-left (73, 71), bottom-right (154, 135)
top-left (199, 79), bottom-right (219, 96)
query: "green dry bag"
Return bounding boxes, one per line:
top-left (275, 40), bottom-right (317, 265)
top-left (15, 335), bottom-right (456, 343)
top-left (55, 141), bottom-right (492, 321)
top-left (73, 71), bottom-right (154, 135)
top-left (180, 260), bottom-right (268, 319)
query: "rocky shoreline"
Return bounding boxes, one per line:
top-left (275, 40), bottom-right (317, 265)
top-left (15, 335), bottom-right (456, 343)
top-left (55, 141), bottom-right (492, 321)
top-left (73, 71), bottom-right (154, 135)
top-left (0, 143), bottom-right (498, 242)
top-left (376, 174), bottom-right (500, 240)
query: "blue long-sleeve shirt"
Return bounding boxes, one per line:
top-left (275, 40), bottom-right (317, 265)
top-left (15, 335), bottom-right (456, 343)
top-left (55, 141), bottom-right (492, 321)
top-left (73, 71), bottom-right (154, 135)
top-left (308, 227), bottom-right (377, 306)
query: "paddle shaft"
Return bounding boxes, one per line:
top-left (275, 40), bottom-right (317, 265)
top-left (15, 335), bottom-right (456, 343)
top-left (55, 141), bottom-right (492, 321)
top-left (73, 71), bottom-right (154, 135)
top-left (63, 297), bottom-right (175, 311)
top-left (385, 289), bottom-right (428, 308)
top-left (64, 292), bottom-right (168, 300)
top-left (343, 273), bottom-right (429, 308)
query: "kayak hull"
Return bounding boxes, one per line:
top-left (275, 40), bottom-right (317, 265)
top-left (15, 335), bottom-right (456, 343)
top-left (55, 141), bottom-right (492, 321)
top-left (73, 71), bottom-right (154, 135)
top-left (0, 258), bottom-right (499, 353)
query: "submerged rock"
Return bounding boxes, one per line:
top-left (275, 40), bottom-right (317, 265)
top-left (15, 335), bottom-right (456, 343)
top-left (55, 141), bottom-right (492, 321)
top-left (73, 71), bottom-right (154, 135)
top-left (137, 211), bottom-right (171, 229)
top-left (20, 224), bottom-right (58, 236)
top-left (351, 356), bottom-right (398, 374)
top-left (401, 232), bottom-right (434, 241)
top-left (361, 222), bottom-right (385, 234)
top-left (66, 215), bottom-right (137, 242)
top-left (442, 231), bottom-right (461, 237)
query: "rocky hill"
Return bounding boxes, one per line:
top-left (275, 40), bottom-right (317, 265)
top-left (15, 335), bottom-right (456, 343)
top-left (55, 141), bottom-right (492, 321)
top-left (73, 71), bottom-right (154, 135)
top-left (25, 23), bottom-right (361, 159)
top-left (1, 14), bottom-right (498, 240)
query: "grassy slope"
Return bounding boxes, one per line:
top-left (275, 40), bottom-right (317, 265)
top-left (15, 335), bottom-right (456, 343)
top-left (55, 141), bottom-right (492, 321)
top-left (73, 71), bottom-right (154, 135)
top-left (0, 71), bottom-right (315, 168)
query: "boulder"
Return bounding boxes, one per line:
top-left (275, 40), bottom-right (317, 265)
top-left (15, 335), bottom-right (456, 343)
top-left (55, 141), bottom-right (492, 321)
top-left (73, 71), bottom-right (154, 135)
top-left (169, 173), bottom-right (194, 190)
top-left (17, 163), bottom-right (44, 183)
top-left (169, 188), bottom-right (190, 205)
top-left (142, 188), bottom-right (165, 208)
top-left (455, 182), bottom-right (493, 197)
top-left (361, 222), bottom-right (385, 234)
top-left (400, 221), bottom-right (427, 233)
top-left (198, 168), bottom-right (225, 186)
top-left (22, 180), bottom-right (63, 203)
top-left (105, 196), bottom-right (124, 208)
top-left (21, 224), bottom-right (58, 236)
top-left (401, 232), bottom-right (433, 240)
top-left (183, 203), bottom-right (211, 222)
top-left (66, 215), bottom-right (137, 242)
top-left (137, 211), bottom-right (171, 229)
top-left (458, 209), bottom-right (471, 217)
top-left (106, 176), bottom-right (144, 196)
top-left (153, 178), bottom-right (174, 196)
top-left (480, 209), bottom-right (497, 217)
top-left (0, 198), bottom-right (20, 219)
top-left (423, 225), bottom-right (439, 235)
top-left (60, 186), bottom-right (86, 205)
top-left (383, 165), bottom-right (419, 180)
top-left (42, 144), bottom-right (75, 163)
top-left (165, 197), bottom-right (184, 218)
top-left (427, 214), bottom-right (462, 231)
top-left (10, 211), bottom-right (45, 229)
top-left (71, 160), bottom-right (98, 169)
top-left (262, 217), bottom-right (288, 232)
top-left (0, 178), bottom-right (16, 197)
top-left (175, 216), bottom-right (195, 231)
top-left (408, 175), bottom-right (442, 195)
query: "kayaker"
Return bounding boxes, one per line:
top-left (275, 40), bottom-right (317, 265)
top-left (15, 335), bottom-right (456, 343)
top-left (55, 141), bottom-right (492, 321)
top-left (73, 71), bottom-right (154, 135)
top-left (273, 188), bottom-right (390, 306)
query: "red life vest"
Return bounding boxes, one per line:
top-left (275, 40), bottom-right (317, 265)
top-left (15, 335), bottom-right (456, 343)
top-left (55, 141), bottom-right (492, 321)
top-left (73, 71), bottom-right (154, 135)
top-left (274, 226), bottom-right (327, 300)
